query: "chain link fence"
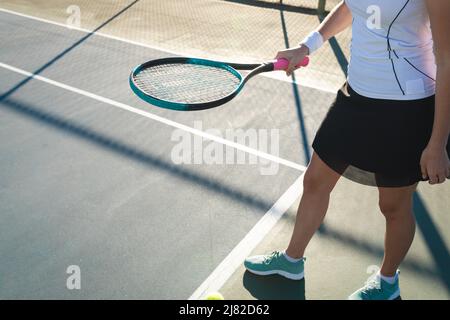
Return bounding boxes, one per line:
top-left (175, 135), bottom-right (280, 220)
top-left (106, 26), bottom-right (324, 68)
top-left (225, 0), bottom-right (342, 14)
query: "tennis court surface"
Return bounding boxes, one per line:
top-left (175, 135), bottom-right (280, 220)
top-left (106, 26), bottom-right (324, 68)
top-left (0, 0), bottom-right (448, 300)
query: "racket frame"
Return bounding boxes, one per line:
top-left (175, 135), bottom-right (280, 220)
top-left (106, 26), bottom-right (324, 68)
top-left (129, 57), bottom-right (275, 111)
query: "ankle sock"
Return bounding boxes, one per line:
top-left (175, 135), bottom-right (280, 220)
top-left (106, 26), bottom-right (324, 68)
top-left (283, 251), bottom-right (303, 263)
top-left (378, 271), bottom-right (398, 284)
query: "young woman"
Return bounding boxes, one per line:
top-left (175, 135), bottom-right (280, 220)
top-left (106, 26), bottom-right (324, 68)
top-left (244, 0), bottom-right (450, 300)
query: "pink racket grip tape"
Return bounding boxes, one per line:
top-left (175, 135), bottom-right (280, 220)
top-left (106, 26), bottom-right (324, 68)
top-left (273, 57), bottom-right (309, 71)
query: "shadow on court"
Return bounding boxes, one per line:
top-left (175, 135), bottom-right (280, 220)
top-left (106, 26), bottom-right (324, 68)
top-left (413, 193), bottom-right (450, 293)
top-left (279, 7), bottom-right (311, 164)
top-left (0, 0), bottom-right (140, 101)
top-left (0, 96), bottom-right (272, 212)
top-left (224, 0), bottom-right (329, 16)
top-left (272, 3), bottom-right (350, 166)
top-left (1, 95), bottom-right (448, 295)
top-left (318, 15), bottom-right (349, 76)
top-left (317, 222), bottom-right (449, 293)
top-left (243, 271), bottom-right (405, 300)
top-left (243, 271), bottom-right (305, 300)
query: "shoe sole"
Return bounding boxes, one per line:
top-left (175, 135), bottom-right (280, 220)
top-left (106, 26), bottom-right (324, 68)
top-left (245, 268), bottom-right (304, 280)
top-left (388, 289), bottom-right (401, 300)
top-left (348, 288), bottom-right (401, 300)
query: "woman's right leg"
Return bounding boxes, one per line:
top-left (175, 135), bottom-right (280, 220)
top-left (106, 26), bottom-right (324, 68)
top-left (285, 152), bottom-right (342, 259)
top-left (244, 152), bottom-right (341, 280)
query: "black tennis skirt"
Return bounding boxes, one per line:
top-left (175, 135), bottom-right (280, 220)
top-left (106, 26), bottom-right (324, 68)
top-left (312, 83), bottom-right (450, 187)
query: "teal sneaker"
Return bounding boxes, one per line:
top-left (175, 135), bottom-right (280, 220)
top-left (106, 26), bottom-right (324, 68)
top-left (244, 251), bottom-right (305, 280)
top-left (348, 272), bottom-right (400, 300)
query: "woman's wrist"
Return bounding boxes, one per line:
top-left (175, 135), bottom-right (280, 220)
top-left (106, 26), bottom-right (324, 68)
top-left (427, 137), bottom-right (448, 150)
top-left (300, 31), bottom-right (324, 54)
top-left (297, 44), bottom-right (310, 56)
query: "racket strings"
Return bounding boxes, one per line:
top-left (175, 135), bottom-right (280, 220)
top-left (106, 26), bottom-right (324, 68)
top-left (133, 63), bottom-right (241, 104)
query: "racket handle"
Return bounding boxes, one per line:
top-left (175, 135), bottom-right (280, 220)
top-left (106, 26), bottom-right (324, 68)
top-left (273, 57), bottom-right (309, 71)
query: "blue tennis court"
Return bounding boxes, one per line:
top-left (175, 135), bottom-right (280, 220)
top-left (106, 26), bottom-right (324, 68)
top-left (0, 0), bottom-right (448, 300)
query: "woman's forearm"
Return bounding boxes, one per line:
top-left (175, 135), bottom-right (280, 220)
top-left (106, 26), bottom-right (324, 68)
top-left (316, 1), bottom-right (352, 42)
top-left (281, 1), bottom-right (352, 73)
top-left (429, 62), bottom-right (450, 148)
top-left (426, 0), bottom-right (450, 149)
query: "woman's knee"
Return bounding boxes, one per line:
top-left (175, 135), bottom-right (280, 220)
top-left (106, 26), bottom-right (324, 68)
top-left (379, 199), bottom-right (403, 219)
top-left (303, 166), bottom-right (337, 195)
top-left (378, 189), bottom-right (415, 220)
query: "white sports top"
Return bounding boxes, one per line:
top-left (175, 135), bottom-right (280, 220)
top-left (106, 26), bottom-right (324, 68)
top-left (345, 0), bottom-right (436, 100)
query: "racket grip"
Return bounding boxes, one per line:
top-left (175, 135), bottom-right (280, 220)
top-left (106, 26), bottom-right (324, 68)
top-left (273, 57), bottom-right (309, 71)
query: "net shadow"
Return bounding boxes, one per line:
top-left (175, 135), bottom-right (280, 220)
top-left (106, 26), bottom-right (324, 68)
top-left (223, 0), bottom-right (328, 15)
top-left (0, 0), bottom-right (140, 102)
top-left (0, 96), bottom-right (275, 215)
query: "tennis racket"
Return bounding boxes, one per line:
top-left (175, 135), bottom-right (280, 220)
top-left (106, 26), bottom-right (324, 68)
top-left (129, 56), bottom-right (309, 111)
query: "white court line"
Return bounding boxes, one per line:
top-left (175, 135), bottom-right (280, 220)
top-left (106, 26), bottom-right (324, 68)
top-left (189, 174), bottom-right (304, 300)
top-left (0, 7), bottom-right (181, 57)
top-left (0, 62), bottom-right (306, 172)
top-left (0, 7), bottom-right (335, 93)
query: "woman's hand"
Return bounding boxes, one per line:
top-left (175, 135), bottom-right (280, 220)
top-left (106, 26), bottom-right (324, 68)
top-left (275, 45), bottom-right (309, 77)
top-left (420, 144), bottom-right (450, 184)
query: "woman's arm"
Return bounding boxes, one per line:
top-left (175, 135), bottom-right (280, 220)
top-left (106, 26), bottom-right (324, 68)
top-left (420, 0), bottom-right (450, 184)
top-left (276, 0), bottom-right (352, 76)
top-left (426, 0), bottom-right (450, 148)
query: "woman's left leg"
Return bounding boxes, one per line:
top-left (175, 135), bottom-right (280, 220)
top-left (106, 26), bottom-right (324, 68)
top-left (378, 183), bottom-right (418, 277)
top-left (349, 182), bottom-right (418, 300)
